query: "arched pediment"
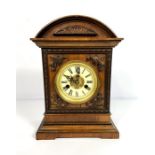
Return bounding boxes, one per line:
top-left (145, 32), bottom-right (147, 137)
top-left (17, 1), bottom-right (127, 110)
top-left (31, 15), bottom-right (123, 48)
top-left (36, 15), bottom-right (117, 38)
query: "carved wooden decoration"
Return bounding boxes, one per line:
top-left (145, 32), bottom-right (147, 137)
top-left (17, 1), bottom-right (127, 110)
top-left (50, 55), bottom-right (66, 71)
top-left (54, 25), bottom-right (97, 36)
top-left (86, 55), bottom-right (105, 71)
top-left (31, 15), bottom-right (123, 140)
top-left (86, 93), bottom-right (104, 108)
top-left (52, 93), bottom-right (69, 108)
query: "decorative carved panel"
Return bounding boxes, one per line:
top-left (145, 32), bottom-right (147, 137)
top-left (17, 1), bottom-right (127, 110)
top-left (50, 55), bottom-right (66, 71)
top-left (49, 91), bottom-right (105, 113)
top-left (54, 25), bottom-right (97, 36)
top-left (41, 49), bottom-right (110, 114)
top-left (86, 93), bottom-right (104, 108)
top-left (86, 55), bottom-right (105, 71)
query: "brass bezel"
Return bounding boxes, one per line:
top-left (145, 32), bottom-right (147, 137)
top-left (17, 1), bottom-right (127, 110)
top-left (55, 60), bottom-right (100, 104)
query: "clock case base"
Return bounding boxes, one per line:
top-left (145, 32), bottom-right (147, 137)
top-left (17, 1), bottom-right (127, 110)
top-left (36, 114), bottom-right (119, 140)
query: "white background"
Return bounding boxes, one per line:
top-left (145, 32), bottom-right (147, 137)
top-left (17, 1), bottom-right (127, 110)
top-left (7, 0), bottom-right (155, 154)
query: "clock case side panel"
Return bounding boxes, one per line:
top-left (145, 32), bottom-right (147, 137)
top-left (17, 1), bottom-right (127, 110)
top-left (42, 51), bottom-right (51, 111)
top-left (104, 50), bottom-right (112, 113)
top-left (41, 48), bottom-right (112, 114)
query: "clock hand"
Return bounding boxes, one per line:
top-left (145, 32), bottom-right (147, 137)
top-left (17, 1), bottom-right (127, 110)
top-left (63, 74), bottom-right (72, 81)
top-left (75, 75), bottom-right (80, 84)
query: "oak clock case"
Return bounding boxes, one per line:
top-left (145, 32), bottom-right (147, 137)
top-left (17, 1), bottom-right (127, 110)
top-left (31, 15), bottom-right (123, 140)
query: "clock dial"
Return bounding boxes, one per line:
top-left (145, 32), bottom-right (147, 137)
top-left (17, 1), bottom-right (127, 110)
top-left (55, 60), bottom-right (99, 104)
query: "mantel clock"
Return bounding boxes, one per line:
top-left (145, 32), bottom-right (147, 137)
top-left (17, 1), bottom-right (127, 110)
top-left (31, 15), bottom-right (123, 140)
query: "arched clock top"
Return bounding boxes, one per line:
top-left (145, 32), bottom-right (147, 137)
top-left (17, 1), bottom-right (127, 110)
top-left (35, 15), bottom-right (116, 38)
top-left (31, 15), bottom-right (123, 48)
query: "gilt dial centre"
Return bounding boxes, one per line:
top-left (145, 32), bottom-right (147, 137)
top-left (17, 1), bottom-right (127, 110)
top-left (70, 74), bottom-right (84, 89)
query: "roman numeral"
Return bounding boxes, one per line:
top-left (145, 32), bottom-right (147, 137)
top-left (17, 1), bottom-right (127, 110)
top-left (75, 91), bottom-right (79, 97)
top-left (82, 68), bottom-right (85, 74)
top-left (68, 68), bottom-right (73, 74)
top-left (85, 74), bottom-right (91, 78)
top-left (85, 87), bottom-right (91, 91)
top-left (86, 87), bottom-right (91, 90)
top-left (75, 66), bottom-right (80, 74)
top-left (63, 86), bottom-right (69, 91)
top-left (84, 85), bottom-right (91, 91)
top-left (68, 89), bottom-right (73, 96)
top-left (82, 90), bottom-right (86, 95)
top-left (87, 80), bottom-right (93, 83)
top-left (61, 81), bottom-right (67, 83)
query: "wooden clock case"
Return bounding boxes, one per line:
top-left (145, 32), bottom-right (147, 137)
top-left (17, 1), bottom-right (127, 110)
top-left (31, 15), bottom-right (123, 140)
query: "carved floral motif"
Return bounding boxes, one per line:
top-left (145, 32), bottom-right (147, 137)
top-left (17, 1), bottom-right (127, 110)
top-left (86, 93), bottom-right (104, 108)
top-left (86, 55), bottom-right (105, 71)
top-left (51, 92), bottom-right (104, 110)
top-left (52, 93), bottom-right (68, 108)
top-left (50, 55), bottom-right (66, 71)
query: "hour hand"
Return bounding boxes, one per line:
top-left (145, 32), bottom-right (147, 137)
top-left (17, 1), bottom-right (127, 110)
top-left (63, 74), bottom-right (72, 81)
